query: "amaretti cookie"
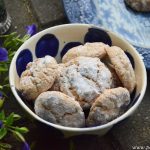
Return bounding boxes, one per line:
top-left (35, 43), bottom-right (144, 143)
top-left (58, 57), bottom-right (113, 110)
top-left (106, 46), bottom-right (136, 93)
top-left (125, 0), bottom-right (150, 12)
top-left (19, 56), bottom-right (57, 101)
top-left (50, 63), bottom-right (65, 91)
top-left (106, 63), bottom-right (122, 88)
top-left (86, 87), bottom-right (130, 127)
top-left (34, 91), bottom-right (85, 127)
top-left (62, 42), bottom-right (108, 63)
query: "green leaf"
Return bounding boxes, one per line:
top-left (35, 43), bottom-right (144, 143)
top-left (2, 84), bottom-right (10, 88)
top-left (12, 130), bottom-right (25, 142)
top-left (0, 111), bottom-right (5, 120)
top-left (69, 140), bottom-right (75, 150)
top-left (0, 99), bottom-right (4, 109)
top-left (0, 32), bottom-right (17, 38)
top-left (15, 127), bottom-right (29, 134)
top-left (8, 51), bottom-right (16, 57)
top-left (22, 35), bottom-right (30, 42)
top-left (2, 32), bottom-right (23, 53)
top-left (0, 128), bottom-right (7, 140)
top-left (13, 114), bottom-right (21, 121)
top-left (0, 142), bottom-right (12, 149)
top-left (5, 113), bottom-right (14, 126)
top-left (0, 68), bottom-right (8, 72)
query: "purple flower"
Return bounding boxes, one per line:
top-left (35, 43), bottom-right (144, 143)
top-left (25, 24), bottom-right (37, 36)
top-left (0, 120), bottom-right (3, 128)
top-left (0, 47), bottom-right (8, 62)
top-left (22, 142), bottom-right (30, 150)
top-left (0, 92), bottom-right (2, 99)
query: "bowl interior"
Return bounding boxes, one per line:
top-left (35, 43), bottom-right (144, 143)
top-left (9, 24), bottom-right (147, 131)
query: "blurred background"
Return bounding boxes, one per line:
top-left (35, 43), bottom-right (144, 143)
top-left (1, 0), bottom-right (150, 150)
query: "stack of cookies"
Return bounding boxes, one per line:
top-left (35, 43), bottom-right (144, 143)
top-left (19, 42), bottom-right (136, 128)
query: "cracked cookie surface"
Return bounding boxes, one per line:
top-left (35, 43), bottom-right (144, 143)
top-left (34, 91), bottom-right (85, 127)
top-left (86, 87), bottom-right (130, 127)
top-left (62, 42), bottom-right (108, 63)
top-left (106, 46), bottom-right (136, 93)
top-left (19, 56), bottom-right (57, 101)
top-left (59, 57), bottom-right (113, 110)
top-left (50, 63), bottom-right (65, 91)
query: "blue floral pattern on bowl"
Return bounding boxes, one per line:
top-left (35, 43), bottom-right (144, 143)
top-left (61, 42), bottom-right (82, 58)
top-left (35, 34), bottom-right (59, 58)
top-left (84, 27), bottom-right (112, 46)
top-left (16, 49), bottom-right (33, 77)
top-left (63, 0), bottom-right (150, 69)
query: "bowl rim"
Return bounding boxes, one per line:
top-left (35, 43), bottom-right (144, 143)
top-left (9, 23), bottom-right (147, 132)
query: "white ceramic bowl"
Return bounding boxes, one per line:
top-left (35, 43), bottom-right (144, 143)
top-left (9, 24), bottom-right (147, 137)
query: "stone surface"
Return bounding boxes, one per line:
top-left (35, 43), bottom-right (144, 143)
top-left (71, 134), bottom-right (123, 150)
top-left (4, 0), bottom-right (37, 35)
top-left (25, 123), bottom-right (122, 150)
top-left (29, 0), bottom-right (67, 27)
